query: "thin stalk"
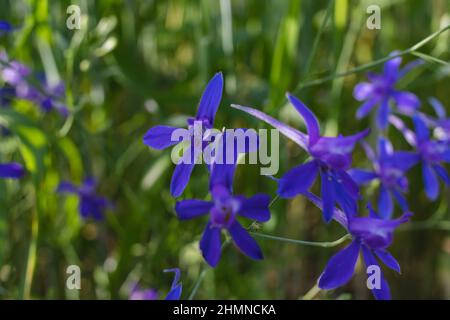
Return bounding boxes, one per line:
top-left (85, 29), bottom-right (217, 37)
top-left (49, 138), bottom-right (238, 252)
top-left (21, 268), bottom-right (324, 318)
top-left (251, 232), bottom-right (351, 248)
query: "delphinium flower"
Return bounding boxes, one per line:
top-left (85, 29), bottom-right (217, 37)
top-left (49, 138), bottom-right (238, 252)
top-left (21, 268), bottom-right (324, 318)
top-left (143, 72), bottom-right (223, 197)
top-left (56, 177), bottom-right (113, 220)
top-left (0, 52), bottom-right (68, 116)
top-left (390, 114), bottom-right (450, 200)
top-left (0, 161), bottom-right (25, 179)
top-left (175, 134), bottom-right (271, 267)
top-left (232, 93), bottom-right (369, 222)
top-left (353, 54), bottom-right (422, 129)
top-left (349, 137), bottom-right (419, 219)
top-left (317, 203), bottom-right (411, 300)
top-left (129, 268), bottom-right (182, 300)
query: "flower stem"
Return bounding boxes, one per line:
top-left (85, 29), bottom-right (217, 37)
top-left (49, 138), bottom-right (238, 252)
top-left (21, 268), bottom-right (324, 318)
top-left (188, 268), bottom-right (208, 300)
top-left (251, 232), bottom-right (351, 248)
top-left (302, 284), bottom-right (321, 300)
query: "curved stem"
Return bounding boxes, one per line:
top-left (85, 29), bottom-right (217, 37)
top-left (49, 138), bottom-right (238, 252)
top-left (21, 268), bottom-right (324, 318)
top-left (251, 232), bottom-right (351, 248)
top-left (188, 269), bottom-right (207, 300)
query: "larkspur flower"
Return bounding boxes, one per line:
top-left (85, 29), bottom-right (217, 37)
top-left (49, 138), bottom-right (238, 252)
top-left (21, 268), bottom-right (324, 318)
top-left (0, 162), bottom-right (25, 179)
top-left (143, 72), bottom-right (223, 197)
top-left (175, 135), bottom-right (271, 267)
top-left (56, 177), bottom-right (112, 220)
top-left (232, 93), bottom-right (369, 222)
top-left (349, 137), bottom-right (418, 219)
top-left (129, 268), bottom-right (182, 300)
top-left (353, 54), bottom-right (422, 129)
top-left (317, 204), bottom-right (411, 300)
top-left (390, 114), bottom-right (450, 200)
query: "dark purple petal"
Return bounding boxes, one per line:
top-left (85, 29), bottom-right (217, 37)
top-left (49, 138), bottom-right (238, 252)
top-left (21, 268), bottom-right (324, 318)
top-left (286, 93), bottom-right (321, 145)
top-left (228, 221), bottom-right (263, 260)
top-left (361, 246), bottom-right (391, 300)
top-left (175, 199), bottom-right (213, 220)
top-left (383, 56), bottom-right (402, 82)
top-left (237, 194), bottom-right (271, 222)
top-left (56, 181), bottom-right (78, 193)
top-left (231, 104), bottom-right (308, 150)
top-left (332, 176), bottom-right (359, 219)
top-left (356, 99), bottom-right (378, 119)
top-left (318, 240), bottom-right (360, 290)
top-left (378, 137), bottom-right (393, 162)
top-left (385, 151), bottom-right (419, 172)
top-left (143, 125), bottom-right (182, 150)
top-left (277, 160), bottom-right (318, 198)
top-left (377, 99), bottom-right (390, 129)
top-left (0, 162), bottom-right (25, 179)
top-left (378, 185), bottom-right (393, 219)
top-left (422, 163), bottom-right (439, 200)
top-left (393, 91), bottom-right (420, 115)
top-left (170, 144), bottom-right (198, 197)
top-left (433, 164), bottom-right (450, 186)
top-left (199, 222), bottom-right (222, 267)
top-left (196, 72), bottom-right (223, 124)
top-left (413, 114), bottom-right (429, 143)
top-left (353, 82), bottom-right (374, 101)
top-left (348, 169), bottom-right (378, 185)
top-left (321, 170), bottom-right (335, 223)
top-left (375, 250), bottom-right (401, 273)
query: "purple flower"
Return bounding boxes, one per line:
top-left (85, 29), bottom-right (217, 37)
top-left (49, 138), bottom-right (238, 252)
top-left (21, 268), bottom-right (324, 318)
top-left (318, 205), bottom-right (411, 300)
top-left (143, 72), bottom-right (223, 197)
top-left (129, 268), bottom-right (182, 300)
top-left (349, 137), bottom-right (419, 219)
top-left (232, 94), bottom-right (369, 222)
top-left (175, 136), bottom-right (271, 267)
top-left (56, 177), bottom-right (112, 220)
top-left (0, 21), bottom-right (13, 34)
top-left (353, 54), bottom-right (422, 129)
top-left (390, 114), bottom-right (450, 200)
top-left (0, 162), bottom-right (25, 179)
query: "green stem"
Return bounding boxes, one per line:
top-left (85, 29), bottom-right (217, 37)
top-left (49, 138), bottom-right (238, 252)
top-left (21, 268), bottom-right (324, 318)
top-left (251, 232), bottom-right (351, 247)
top-left (302, 284), bottom-right (321, 300)
top-left (188, 269), bottom-right (208, 300)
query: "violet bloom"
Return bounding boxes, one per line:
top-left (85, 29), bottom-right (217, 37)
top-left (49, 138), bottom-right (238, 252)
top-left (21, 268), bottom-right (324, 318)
top-left (56, 177), bottom-right (112, 220)
top-left (318, 205), bottom-right (411, 300)
top-left (390, 114), bottom-right (450, 200)
top-left (353, 54), bottom-right (422, 129)
top-left (129, 268), bottom-right (182, 300)
top-left (0, 162), bottom-right (25, 179)
top-left (349, 137), bottom-right (418, 219)
top-left (232, 94), bottom-right (369, 222)
top-left (175, 138), bottom-right (271, 267)
top-left (143, 72), bottom-right (223, 197)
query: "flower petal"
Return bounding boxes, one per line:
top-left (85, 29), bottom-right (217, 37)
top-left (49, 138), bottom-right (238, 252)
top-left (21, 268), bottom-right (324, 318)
top-left (361, 246), bottom-right (391, 300)
top-left (348, 169), bottom-right (378, 185)
top-left (412, 114), bottom-right (429, 143)
top-left (228, 221), bottom-right (263, 260)
top-left (393, 91), bottom-right (420, 115)
top-left (428, 97), bottom-right (446, 119)
top-left (433, 164), bottom-right (450, 186)
top-left (383, 56), bottom-right (402, 82)
top-left (375, 250), bottom-right (401, 273)
top-left (286, 93), bottom-right (321, 145)
top-left (318, 240), bottom-right (360, 290)
top-left (56, 181), bottom-right (78, 193)
top-left (196, 72), bottom-right (223, 124)
top-left (356, 99), bottom-right (378, 119)
top-left (353, 82), bottom-right (374, 101)
top-left (175, 199), bottom-right (213, 220)
top-left (200, 222), bottom-right (222, 267)
top-left (332, 174), bottom-right (359, 219)
top-left (164, 268), bottom-right (182, 300)
top-left (377, 99), bottom-right (390, 129)
top-left (0, 21), bottom-right (13, 32)
top-left (170, 144), bottom-right (199, 197)
top-left (378, 185), bottom-right (393, 219)
top-left (0, 162), bottom-right (25, 179)
top-left (231, 104), bottom-right (308, 150)
top-left (277, 160), bottom-right (318, 198)
top-left (422, 163), bottom-right (439, 200)
top-left (143, 125), bottom-right (182, 150)
top-left (237, 194), bottom-right (271, 222)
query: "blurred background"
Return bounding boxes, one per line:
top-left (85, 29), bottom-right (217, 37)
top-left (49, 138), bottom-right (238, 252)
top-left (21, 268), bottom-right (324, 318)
top-left (0, 0), bottom-right (449, 299)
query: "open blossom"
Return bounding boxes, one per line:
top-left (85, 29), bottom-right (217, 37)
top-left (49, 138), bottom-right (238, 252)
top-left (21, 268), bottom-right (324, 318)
top-left (56, 177), bottom-right (113, 220)
top-left (318, 204), bottom-right (411, 300)
top-left (353, 54), bottom-right (422, 129)
top-left (129, 268), bottom-right (182, 300)
top-left (349, 137), bottom-right (418, 219)
top-left (175, 135), bottom-right (271, 267)
top-left (390, 114), bottom-right (450, 200)
top-left (143, 72), bottom-right (223, 197)
top-left (232, 93), bottom-right (369, 222)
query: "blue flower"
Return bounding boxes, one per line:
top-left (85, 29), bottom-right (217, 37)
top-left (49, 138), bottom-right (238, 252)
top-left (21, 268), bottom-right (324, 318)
top-left (232, 93), bottom-right (369, 222)
top-left (349, 137), bottom-right (419, 219)
top-left (175, 135), bottom-right (271, 267)
top-left (353, 54), bottom-right (422, 129)
top-left (0, 162), bottom-right (25, 179)
top-left (129, 268), bottom-right (182, 300)
top-left (143, 72), bottom-right (223, 197)
top-left (56, 177), bottom-right (112, 220)
top-left (318, 204), bottom-right (411, 300)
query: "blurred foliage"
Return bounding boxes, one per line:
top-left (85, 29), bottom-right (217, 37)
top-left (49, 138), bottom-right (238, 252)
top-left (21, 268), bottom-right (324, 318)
top-left (0, 0), bottom-right (449, 299)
